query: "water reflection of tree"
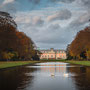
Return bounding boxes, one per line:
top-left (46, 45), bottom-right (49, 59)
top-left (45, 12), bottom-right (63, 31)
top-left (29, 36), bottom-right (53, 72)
top-left (0, 66), bottom-right (36, 90)
top-left (68, 66), bottom-right (90, 90)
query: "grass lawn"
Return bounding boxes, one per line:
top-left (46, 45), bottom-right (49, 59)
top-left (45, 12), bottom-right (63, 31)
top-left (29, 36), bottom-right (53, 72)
top-left (0, 60), bottom-right (66, 69)
top-left (0, 61), bottom-right (40, 69)
top-left (0, 60), bottom-right (90, 69)
top-left (65, 60), bottom-right (90, 66)
top-left (40, 60), bottom-right (90, 66)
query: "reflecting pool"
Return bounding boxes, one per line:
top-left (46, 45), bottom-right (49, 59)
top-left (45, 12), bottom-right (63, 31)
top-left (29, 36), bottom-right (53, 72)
top-left (0, 62), bottom-right (90, 90)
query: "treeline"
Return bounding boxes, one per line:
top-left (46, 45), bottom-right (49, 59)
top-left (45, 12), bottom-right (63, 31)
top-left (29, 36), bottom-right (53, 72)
top-left (0, 11), bottom-right (40, 61)
top-left (67, 27), bottom-right (90, 60)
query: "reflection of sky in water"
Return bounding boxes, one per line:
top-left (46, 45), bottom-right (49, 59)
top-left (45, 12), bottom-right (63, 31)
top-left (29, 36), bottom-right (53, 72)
top-left (0, 62), bottom-right (90, 90)
top-left (36, 62), bottom-right (68, 65)
top-left (24, 62), bottom-right (77, 90)
top-left (26, 62), bottom-right (82, 75)
top-left (27, 66), bottom-right (79, 67)
top-left (26, 62), bottom-right (80, 77)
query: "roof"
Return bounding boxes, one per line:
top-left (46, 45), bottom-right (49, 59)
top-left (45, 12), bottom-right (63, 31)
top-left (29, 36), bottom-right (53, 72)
top-left (40, 48), bottom-right (66, 53)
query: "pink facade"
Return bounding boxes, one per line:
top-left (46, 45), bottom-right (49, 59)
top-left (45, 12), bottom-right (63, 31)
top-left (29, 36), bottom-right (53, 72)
top-left (40, 48), bottom-right (67, 60)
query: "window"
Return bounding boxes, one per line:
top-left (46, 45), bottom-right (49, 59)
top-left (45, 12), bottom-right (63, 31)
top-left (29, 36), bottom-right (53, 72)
top-left (57, 51), bottom-right (59, 53)
top-left (60, 55), bottom-right (62, 58)
top-left (60, 51), bottom-right (62, 53)
top-left (48, 55), bottom-right (49, 58)
top-left (42, 55), bottom-right (44, 58)
top-left (51, 55), bottom-right (53, 58)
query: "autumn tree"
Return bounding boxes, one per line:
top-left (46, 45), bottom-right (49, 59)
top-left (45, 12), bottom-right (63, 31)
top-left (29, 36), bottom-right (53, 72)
top-left (15, 32), bottom-right (36, 60)
top-left (69, 27), bottom-right (90, 60)
top-left (0, 11), bottom-right (39, 61)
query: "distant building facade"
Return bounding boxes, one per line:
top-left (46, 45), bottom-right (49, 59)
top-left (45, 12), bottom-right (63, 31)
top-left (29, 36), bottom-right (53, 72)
top-left (40, 48), bottom-right (67, 60)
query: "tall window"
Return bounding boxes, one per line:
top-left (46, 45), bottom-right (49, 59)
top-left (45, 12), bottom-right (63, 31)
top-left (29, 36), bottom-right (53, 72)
top-left (60, 55), bottom-right (62, 58)
top-left (48, 55), bottom-right (49, 58)
top-left (51, 55), bottom-right (53, 58)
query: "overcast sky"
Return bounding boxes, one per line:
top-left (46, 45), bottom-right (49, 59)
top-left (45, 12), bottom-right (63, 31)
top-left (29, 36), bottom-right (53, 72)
top-left (0, 0), bottom-right (90, 49)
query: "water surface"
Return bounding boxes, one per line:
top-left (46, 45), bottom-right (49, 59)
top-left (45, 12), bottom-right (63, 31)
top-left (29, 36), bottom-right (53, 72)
top-left (0, 62), bottom-right (90, 90)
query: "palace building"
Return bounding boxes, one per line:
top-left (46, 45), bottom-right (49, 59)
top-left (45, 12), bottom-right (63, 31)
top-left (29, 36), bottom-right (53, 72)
top-left (40, 48), bottom-right (67, 60)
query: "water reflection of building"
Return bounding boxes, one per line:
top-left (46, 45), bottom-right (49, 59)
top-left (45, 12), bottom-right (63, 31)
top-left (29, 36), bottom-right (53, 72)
top-left (40, 63), bottom-right (66, 73)
top-left (40, 48), bottom-right (67, 60)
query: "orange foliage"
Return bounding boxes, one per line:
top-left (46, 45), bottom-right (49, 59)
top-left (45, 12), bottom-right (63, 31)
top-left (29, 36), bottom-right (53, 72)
top-left (70, 27), bottom-right (90, 60)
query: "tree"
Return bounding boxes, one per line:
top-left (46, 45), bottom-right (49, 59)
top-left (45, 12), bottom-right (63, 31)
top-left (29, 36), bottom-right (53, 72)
top-left (0, 11), bottom-right (17, 28)
top-left (69, 27), bottom-right (90, 60)
top-left (0, 11), bottom-right (39, 61)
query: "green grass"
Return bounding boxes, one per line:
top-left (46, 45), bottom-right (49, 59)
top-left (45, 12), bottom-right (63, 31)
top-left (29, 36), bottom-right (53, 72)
top-left (40, 60), bottom-right (90, 66)
top-left (0, 60), bottom-right (66, 69)
top-left (0, 61), bottom-right (40, 69)
top-left (0, 60), bottom-right (90, 69)
top-left (65, 60), bottom-right (90, 66)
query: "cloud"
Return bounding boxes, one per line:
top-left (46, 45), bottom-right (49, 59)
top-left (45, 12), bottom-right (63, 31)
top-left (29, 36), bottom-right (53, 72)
top-left (15, 16), bottom-right (31, 24)
top-left (69, 12), bottom-right (90, 29)
top-left (15, 13), bottom-right (44, 27)
top-left (0, 0), bottom-right (3, 4)
top-left (60, 0), bottom-right (75, 3)
top-left (28, 0), bottom-right (40, 4)
top-left (35, 24), bottom-right (72, 45)
top-left (50, 0), bottom-right (75, 3)
top-left (0, 0), bottom-right (89, 49)
top-left (0, 0), bottom-right (17, 14)
top-left (27, 0), bottom-right (76, 11)
top-left (2, 0), bottom-right (15, 5)
top-left (75, 0), bottom-right (90, 10)
top-left (47, 9), bottom-right (72, 22)
top-left (0, 4), bottom-right (17, 13)
top-left (48, 24), bottom-right (61, 30)
top-left (28, 0), bottom-right (75, 4)
top-left (32, 16), bottom-right (44, 26)
top-left (17, 18), bottom-right (75, 49)
top-left (80, 0), bottom-right (90, 9)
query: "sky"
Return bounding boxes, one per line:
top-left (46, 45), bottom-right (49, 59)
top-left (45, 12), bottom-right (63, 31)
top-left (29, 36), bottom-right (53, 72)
top-left (0, 0), bottom-right (90, 49)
